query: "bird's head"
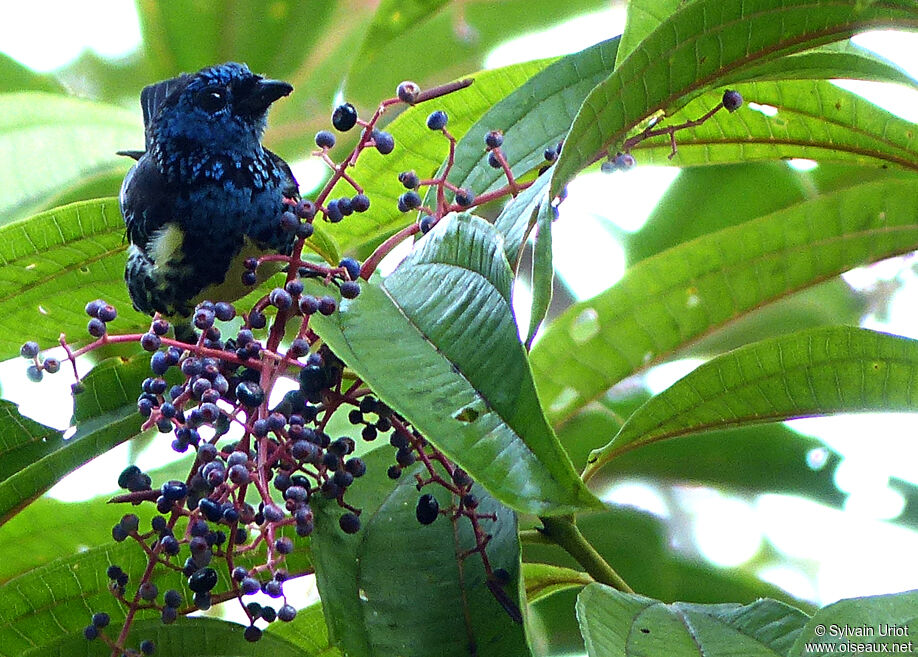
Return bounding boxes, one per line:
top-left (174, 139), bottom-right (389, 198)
top-left (144, 62), bottom-right (292, 154)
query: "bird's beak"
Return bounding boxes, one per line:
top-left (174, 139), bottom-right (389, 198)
top-left (236, 78), bottom-right (293, 116)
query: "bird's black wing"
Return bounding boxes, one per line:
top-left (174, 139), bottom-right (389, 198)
top-left (120, 155), bottom-right (173, 248)
top-left (265, 148), bottom-right (300, 201)
top-left (140, 74), bottom-right (193, 149)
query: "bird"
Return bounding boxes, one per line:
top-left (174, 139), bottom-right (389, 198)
top-left (118, 62), bottom-right (299, 340)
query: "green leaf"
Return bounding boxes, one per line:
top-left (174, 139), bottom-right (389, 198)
top-left (789, 590), bottom-right (918, 656)
top-left (526, 200), bottom-right (554, 349)
top-left (137, 0), bottom-right (337, 82)
top-left (524, 506), bottom-right (808, 610)
top-left (532, 172), bottom-right (918, 426)
top-left (630, 80), bottom-right (918, 169)
top-left (588, 327), bottom-right (918, 475)
top-left (0, 401), bottom-right (60, 492)
top-left (0, 53), bottom-right (65, 94)
top-left (310, 213), bottom-right (600, 514)
top-left (493, 172), bottom-right (551, 269)
top-left (551, 0), bottom-right (918, 195)
top-left (615, 0), bottom-right (683, 68)
top-left (523, 563), bottom-right (593, 604)
top-left (0, 352), bottom-right (156, 525)
top-left (559, 402), bottom-right (845, 510)
top-left (734, 41), bottom-right (918, 88)
top-left (0, 93), bottom-right (138, 224)
top-left (342, 0), bottom-right (609, 110)
top-left (266, 602), bottom-right (340, 656)
top-left (444, 37), bottom-right (621, 206)
top-left (576, 584), bottom-right (809, 657)
top-left (0, 198), bottom-right (143, 358)
top-left (328, 60), bottom-right (551, 256)
top-left (348, 0), bottom-right (451, 69)
top-left (310, 447), bottom-right (526, 657)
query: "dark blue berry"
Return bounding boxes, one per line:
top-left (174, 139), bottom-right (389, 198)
top-left (337, 196), bottom-right (353, 216)
top-left (85, 299), bottom-right (105, 318)
top-left (87, 318), bottom-right (106, 337)
top-left (416, 493), bottom-right (439, 525)
top-left (20, 341), bottom-right (39, 359)
top-left (140, 332), bottom-right (161, 351)
top-left (339, 257), bottom-right (361, 280)
top-left (317, 296), bottom-right (337, 316)
top-left (140, 639), bottom-right (155, 655)
top-left (214, 302), bottom-right (236, 321)
top-left (241, 577), bottom-right (261, 595)
top-left (488, 151), bottom-right (502, 168)
top-left (339, 512), bottom-right (361, 534)
top-left (373, 130), bottom-right (395, 154)
top-left (236, 380), bottom-right (265, 408)
top-left (249, 310), bottom-right (267, 329)
top-left (419, 215), bottom-right (435, 234)
top-left (351, 194), bottom-right (370, 212)
top-left (345, 458), bottom-right (366, 477)
top-left (397, 80), bottom-right (420, 103)
top-left (426, 110), bottom-right (448, 130)
top-left (97, 304), bottom-right (117, 322)
top-left (315, 130), bottom-right (336, 148)
top-left (325, 199), bottom-right (343, 222)
top-left (161, 606), bottom-right (178, 624)
top-left (485, 130), bottom-right (503, 148)
top-left (340, 281), bottom-right (360, 299)
top-left (295, 199), bottom-right (316, 219)
top-left (92, 612), bottom-right (110, 628)
top-left (164, 589), bottom-right (182, 608)
top-left (83, 625), bottom-right (99, 640)
top-left (723, 89), bottom-right (743, 112)
top-left (26, 365), bottom-right (42, 382)
top-left (398, 170), bottom-right (419, 189)
top-left (332, 103), bottom-right (357, 131)
top-left (244, 625), bottom-right (262, 642)
top-left (188, 567), bottom-right (218, 593)
top-left (42, 357), bottom-right (60, 374)
top-left (278, 604), bottom-right (297, 622)
top-left (455, 189), bottom-right (474, 207)
top-left (193, 308), bottom-right (214, 330)
top-left (242, 270), bottom-right (258, 286)
top-left (387, 465), bottom-right (402, 479)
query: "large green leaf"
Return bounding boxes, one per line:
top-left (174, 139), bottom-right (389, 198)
top-left (266, 602), bottom-right (340, 657)
top-left (617, 1), bottom-right (918, 89)
top-left (523, 563), bottom-right (593, 604)
top-left (0, 351), bottom-right (159, 525)
top-left (532, 171), bottom-right (918, 426)
top-left (443, 37), bottom-right (620, 204)
top-left (343, 0), bottom-right (608, 110)
top-left (622, 163), bottom-right (889, 266)
top-left (789, 590), bottom-right (918, 656)
top-left (588, 327), bottom-right (918, 476)
top-left (0, 93), bottom-right (137, 224)
top-left (311, 213), bottom-right (600, 514)
top-left (629, 80), bottom-right (918, 170)
top-left (0, 198), bottom-right (142, 358)
top-left (137, 0), bottom-right (337, 82)
top-left (551, 0), bottom-right (918, 195)
top-left (576, 584), bottom-right (808, 657)
top-left (0, 53), bottom-right (65, 94)
top-left (310, 447), bottom-right (526, 657)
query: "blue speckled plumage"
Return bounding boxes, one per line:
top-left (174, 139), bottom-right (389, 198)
top-left (120, 62), bottom-right (297, 322)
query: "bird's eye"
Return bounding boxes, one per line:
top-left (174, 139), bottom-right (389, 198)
top-left (195, 87), bottom-right (227, 113)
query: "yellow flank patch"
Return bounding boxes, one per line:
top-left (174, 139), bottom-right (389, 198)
top-left (190, 238), bottom-right (284, 307)
top-left (148, 223), bottom-right (185, 266)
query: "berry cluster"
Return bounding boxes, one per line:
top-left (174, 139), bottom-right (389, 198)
top-left (21, 77), bottom-right (546, 656)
